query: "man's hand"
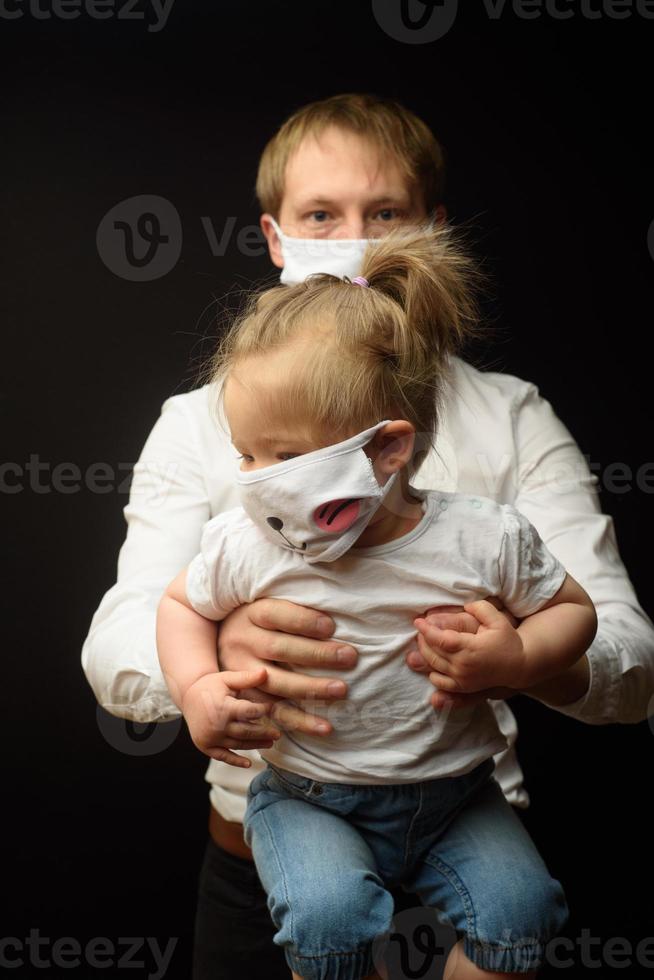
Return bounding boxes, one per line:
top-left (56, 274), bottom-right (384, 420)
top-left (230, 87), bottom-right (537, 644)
top-left (218, 599), bottom-right (358, 737)
top-left (406, 600), bottom-right (519, 710)
top-left (182, 668), bottom-right (282, 767)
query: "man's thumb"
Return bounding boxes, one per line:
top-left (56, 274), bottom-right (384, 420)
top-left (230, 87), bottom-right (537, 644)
top-left (223, 667), bottom-right (268, 690)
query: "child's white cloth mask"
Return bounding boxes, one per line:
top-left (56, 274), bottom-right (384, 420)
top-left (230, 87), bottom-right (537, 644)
top-left (236, 420), bottom-right (399, 563)
top-left (269, 216), bottom-right (377, 285)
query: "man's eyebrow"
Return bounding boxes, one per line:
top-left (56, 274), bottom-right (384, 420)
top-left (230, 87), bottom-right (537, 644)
top-left (295, 194), bottom-right (411, 210)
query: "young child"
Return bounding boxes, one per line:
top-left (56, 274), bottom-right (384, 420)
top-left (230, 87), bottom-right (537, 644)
top-left (156, 226), bottom-right (597, 980)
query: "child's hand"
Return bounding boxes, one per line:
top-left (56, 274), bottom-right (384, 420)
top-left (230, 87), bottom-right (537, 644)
top-left (413, 599), bottom-right (528, 697)
top-left (181, 668), bottom-right (282, 768)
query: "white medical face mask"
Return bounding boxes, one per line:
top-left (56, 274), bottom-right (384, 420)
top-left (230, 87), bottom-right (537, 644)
top-left (236, 420), bottom-right (399, 563)
top-left (269, 216), bottom-right (377, 286)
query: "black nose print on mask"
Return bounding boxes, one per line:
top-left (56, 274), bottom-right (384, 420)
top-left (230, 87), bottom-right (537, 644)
top-left (266, 516), bottom-right (307, 551)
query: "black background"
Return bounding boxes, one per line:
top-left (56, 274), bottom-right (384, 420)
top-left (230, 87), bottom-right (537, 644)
top-left (2, 1), bottom-right (653, 977)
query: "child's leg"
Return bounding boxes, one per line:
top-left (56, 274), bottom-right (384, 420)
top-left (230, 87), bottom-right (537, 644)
top-left (244, 767), bottom-right (394, 980)
top-left (405, 774), bottom-right (568, 975)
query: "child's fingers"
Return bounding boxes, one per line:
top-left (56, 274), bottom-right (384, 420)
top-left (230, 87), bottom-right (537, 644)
top-left (463, 600), bottom-right (506, 628)
top-left (414, 634), bottom-right (455, 676)
top-left (427, 671), bottom-right (463, 693)
top-left (414, 619), bottom-right (471, 655)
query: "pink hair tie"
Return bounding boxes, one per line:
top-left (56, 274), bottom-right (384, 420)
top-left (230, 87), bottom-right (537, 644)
top-left (351, 276), bottom-right (369, 287)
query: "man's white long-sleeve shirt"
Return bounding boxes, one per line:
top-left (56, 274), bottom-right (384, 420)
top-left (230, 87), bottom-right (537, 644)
top-left (81, 356), bottom-right (654, 820)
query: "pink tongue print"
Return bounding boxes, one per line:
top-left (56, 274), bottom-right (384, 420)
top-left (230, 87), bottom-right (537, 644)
top-left (313, 498), bottom-right (361, 533)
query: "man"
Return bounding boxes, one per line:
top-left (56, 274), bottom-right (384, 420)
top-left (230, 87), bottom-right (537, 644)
top-left (82, 93), bottom-right (654, 980)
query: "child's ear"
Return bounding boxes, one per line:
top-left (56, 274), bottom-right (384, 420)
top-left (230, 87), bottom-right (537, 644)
top-left (375, 422), bottom-right (416, 474)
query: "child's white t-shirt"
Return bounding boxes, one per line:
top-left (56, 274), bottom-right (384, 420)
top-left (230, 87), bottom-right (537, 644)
top-left (186, 488), bottom-right (568, 785)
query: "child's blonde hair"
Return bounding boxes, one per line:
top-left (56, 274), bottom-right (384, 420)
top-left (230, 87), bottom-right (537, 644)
top-left (211, 225), bottom-right (481, 471)
top-left (256, 93), bottom-right (446, 218)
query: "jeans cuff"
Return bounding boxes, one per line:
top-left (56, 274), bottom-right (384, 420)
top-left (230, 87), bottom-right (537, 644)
top-left (464, 936), bottom-right (546, 973)
top-left (285, 944), bottom-right (374, 980)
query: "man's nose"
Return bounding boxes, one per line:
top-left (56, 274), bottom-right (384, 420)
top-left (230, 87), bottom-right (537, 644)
top-left (334, 215), bottom-right (366, 239)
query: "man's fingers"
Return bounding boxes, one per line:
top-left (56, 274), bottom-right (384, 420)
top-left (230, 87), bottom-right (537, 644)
top-left (260, 663), bottom-right (349, 703)
top-left (269, 700), bottom-right (333, 736)
top-left (406, 650), bottom-right (431, 673)
top-left (227, 697), bottom-right (272, 722)
top-left (221, 668), bottom-right (269, 691)
top-left (206, 747), bottom-right (254, 768)
top-left (225, 720), bottom-right (282, 740)
top-left (430, 690), bottom-right (485, 711)
top-left (264, 635), bottom-right (357, 669)
top-left (248, 598), bottom-right (335, 640)
top-left (424, 611), bottom-right (480, 634)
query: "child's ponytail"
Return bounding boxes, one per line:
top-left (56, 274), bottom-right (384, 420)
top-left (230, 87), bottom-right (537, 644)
top-left (356, 223), bottom-right (481, 368)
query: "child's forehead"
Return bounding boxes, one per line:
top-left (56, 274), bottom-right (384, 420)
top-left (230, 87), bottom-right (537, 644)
top-left (228, 345), bottom-right (304, 388)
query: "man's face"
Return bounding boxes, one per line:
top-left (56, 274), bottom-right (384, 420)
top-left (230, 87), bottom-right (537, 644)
top-left (261, 125), bottom-right (438, 270)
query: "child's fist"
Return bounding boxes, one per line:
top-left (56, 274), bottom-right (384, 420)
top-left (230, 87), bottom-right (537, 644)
top-left (182, 669), bottom-right (282, 767)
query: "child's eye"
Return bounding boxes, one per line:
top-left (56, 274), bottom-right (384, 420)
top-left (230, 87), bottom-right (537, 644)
top-left (235, 453), bottom-right (254, 463)
top-left (277, 453), bottom-right (300, 461)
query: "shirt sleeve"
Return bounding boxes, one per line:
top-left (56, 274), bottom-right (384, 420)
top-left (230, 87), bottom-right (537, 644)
top-left (511, 380), bottom-right (654, 724)
top-left (185, 515), bottom-right (241, 621)
top-left (497, 505), bottom-right (568, 619)
top-left (81, 391), bottom-right (221, 722)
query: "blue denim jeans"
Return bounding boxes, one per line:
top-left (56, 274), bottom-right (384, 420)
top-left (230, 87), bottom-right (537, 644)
top-left (243, 758), bottom-right (569, 979)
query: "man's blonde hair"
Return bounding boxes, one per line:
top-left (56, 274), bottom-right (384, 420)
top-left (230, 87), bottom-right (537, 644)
top-left (211, 226), bottom-right (480, 470)
top-left (256, 93), bottom-right (446, 218)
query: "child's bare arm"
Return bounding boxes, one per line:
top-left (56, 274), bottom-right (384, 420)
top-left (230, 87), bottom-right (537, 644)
top-left (507, 573), bottom-right (597, 689)
top-left (156, 569), bottom-right (281, 766)
top-left (157, 568), bottom-right (221, 709)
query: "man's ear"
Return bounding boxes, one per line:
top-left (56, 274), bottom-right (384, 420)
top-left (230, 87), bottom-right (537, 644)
top-left (260, 214), bottom-right (284, 269)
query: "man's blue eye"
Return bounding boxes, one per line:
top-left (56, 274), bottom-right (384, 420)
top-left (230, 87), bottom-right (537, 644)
top-left (312, 211), bottom-right (328, 222)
